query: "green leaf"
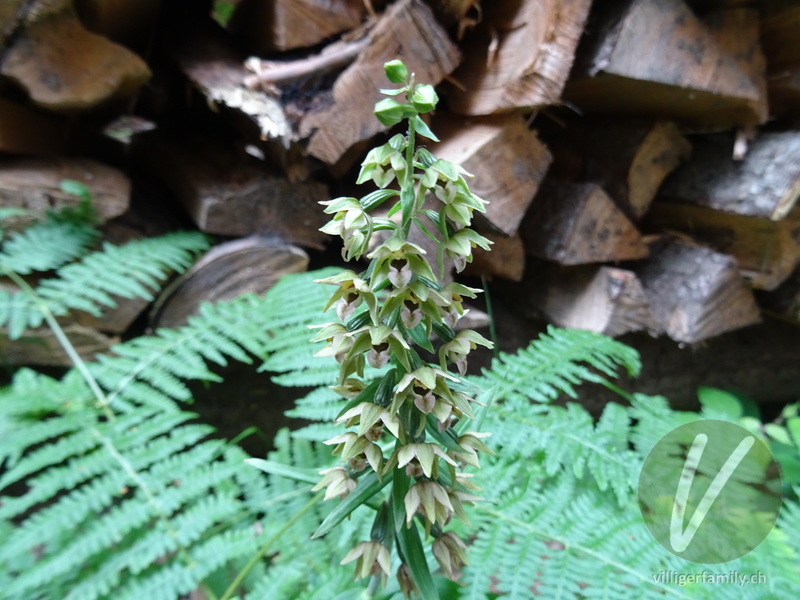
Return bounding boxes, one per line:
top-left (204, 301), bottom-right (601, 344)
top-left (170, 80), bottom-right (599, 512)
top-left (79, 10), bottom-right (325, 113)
top-left (400, 186), bottom-right (415, 232)
top-left (360, 189), bottom-right (400, 211)
top-left (412, 115), bottom-right (439, 142)
top-left (406, 322), bottom-right (434, 353)
top-left (244, 458), bottom-right (320, 485)
top-left (312, 471), bottom-right (392, 539)
top-left (765, 424), bottom-right (792, 446)
top-left (396, 519), bottom-right (439, 600)
top-left (59, 179), bottom-right (91, 202)
top-left (788, 417), bottom-right (800, 448)
top-left (697, 386), bottom-right (743, 418)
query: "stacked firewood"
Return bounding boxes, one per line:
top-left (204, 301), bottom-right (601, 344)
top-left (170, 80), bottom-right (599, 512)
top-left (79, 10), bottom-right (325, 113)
top-left (2, 0), bottom-right (800, 366)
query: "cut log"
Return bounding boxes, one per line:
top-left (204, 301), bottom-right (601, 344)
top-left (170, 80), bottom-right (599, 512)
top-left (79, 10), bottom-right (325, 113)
top-left (518, 262), bottom-right (659, 337)
top-left (0, 98), bottom-right (67, 155)
top-left (131, 130), bottom-right (329, 247)
top-left (521, 182), bottom-right (649, 265)
top-left (0, 157), bottom-right (130, 229)
top-left (150, 237), bottom-right (309, 329)
top-left (635, 239), bottom-right (761, 344)
top-left (547, 119), bottom-right (691, 221)
top-left (761, 3), bottom-right (800, 116)
top-left (646, 203), bottom-right (800, 291)
top-left (299, 0), bottom-right (460, 165)
top-left (0, 323), bottom-right (114, 367)
top-left (431, 113), bottom-right (552, 236)
top-left (465, 232), bottom-right (525, 282)
top-left (1, 0), bottom-right (151, 111)
top-left (444, 0), bottom-right (592, 115)
top-left (659, 131), bottom-right (800, 221)
top-left (563, 0), bottom-right (767, 130)
top-left (230, 0), bottom-right (369, 53)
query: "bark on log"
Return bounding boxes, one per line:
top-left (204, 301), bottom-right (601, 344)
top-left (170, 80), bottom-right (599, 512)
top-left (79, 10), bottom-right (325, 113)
top-left (299, 0), bottom-right (460, 165)
top-left (758, 263), bottom-right (800, 324)
top-left (150, 237), bottom-right (309, 329)
top-left (230, 0), bottom-right (369, 53)
top-left (659, 131), bottom-right (800, 221)
top-left (521, 182), bottom-right (649, 265)
top-left (131, 130), bottom-right (329, 247)
top-left (444, 0), bottom-right (592, 115)
top-left (635, 239), bottom-right (761, 344)
top-left (431, 113), bottom-right (552, 236)
top-left (1, 0), bottom-right (151, 111)
top-left (646, 203), bottom-right (800, 291)
top-left (517, 262), bottom-right (659, 337)
top-left (564, 0), bottom-right (767, 130)
top-left (0, 157), bottom-right (130, 228)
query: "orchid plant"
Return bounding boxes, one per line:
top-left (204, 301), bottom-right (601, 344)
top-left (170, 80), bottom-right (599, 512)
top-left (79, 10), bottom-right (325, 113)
top-left (310, 60), bottom-right (494, 597)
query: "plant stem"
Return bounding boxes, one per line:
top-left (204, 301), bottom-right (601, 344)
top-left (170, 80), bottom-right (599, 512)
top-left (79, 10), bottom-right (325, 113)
top-left (401, 112), bottom-right (417, 240)
top-left (220, 490), bottom-right (325, 600)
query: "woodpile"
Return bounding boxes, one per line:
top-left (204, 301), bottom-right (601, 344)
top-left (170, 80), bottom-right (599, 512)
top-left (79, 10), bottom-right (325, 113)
top-left (2, 0), bottom-right (800, 368)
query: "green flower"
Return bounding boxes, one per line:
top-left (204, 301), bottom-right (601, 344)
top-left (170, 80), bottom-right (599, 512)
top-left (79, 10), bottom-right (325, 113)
top-left (432, 532), bottom-right (469, 580)
top-left (395, 442), bottom-right (458, 478)
top-left (312, 466), bottom-right (357, 501)
top-left (403, 480), bottom-right (454, 527)
top-left (341, 541), bottom-right (392, 581)
top-left (337, 402), bottom-right (402, 439)
top-left (324, 432), bottom-right (384, 473)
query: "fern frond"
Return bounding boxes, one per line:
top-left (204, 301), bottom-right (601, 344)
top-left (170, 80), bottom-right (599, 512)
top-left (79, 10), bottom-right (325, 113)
top-left (0, 214), bottom-right (99, 275)
top-left (479, 326), bottom-right (641, 404)
top-left (0, 232), bottom-right (209, 339)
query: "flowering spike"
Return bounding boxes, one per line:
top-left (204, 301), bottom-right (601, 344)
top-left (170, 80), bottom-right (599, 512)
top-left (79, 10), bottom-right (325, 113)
top-left (313, 58), bottom-right (494, 590)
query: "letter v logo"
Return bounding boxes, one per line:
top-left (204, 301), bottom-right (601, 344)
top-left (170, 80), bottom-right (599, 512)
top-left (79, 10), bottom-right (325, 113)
top-left (669, 433), bottom-right (755, 553)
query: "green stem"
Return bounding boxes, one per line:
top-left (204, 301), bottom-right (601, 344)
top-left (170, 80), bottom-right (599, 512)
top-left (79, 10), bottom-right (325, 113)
top-left (2, 268), bottom-right (114, 420)
top-left (401, 111), bottom-right (417, 240)
top-left (219, 490), bottom-right (325, 600)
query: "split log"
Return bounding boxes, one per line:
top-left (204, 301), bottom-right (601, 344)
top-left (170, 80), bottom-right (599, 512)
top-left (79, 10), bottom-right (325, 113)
top-left (547, 119), bottom-right (691, 221)
top-left (230, 0), bottom-right (370, 53)
top-left (425, 0), bottom-right (481, 39)
top-left (170, 19), bottom-right (292, 147)
top-left (646, 203), bottom-right (800, 291)
top-left (431, 113), bottom-right (552, 236)
top-left (521, 182), bottom-right (649, 265)
top-left (299, 0), bottom-right (460, 165)
top-left (0, 98), bottom-right (67, 155)
top-left (563, 0), bottom-right (767, 130)
top-left (131, 130), bottom-right (329, 247)
top-left (150, 237), bottom-right (309, 329)
top-left (517, 262), bottom-right (659, 337)
top-left (761, 3), bottom-right (800, 116)
top-left (659, 131), bottom-right (800, 221)
top-left (444, 0), bottom-right (592, 115)
top-left (1, 0), bottom-right (150, 111)
top-left (465, 233), bottom-right (525, 282)
top-left (0, 157), bottom-right (130, 228)
top-left (635, 239), bottom-right (761, 344)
